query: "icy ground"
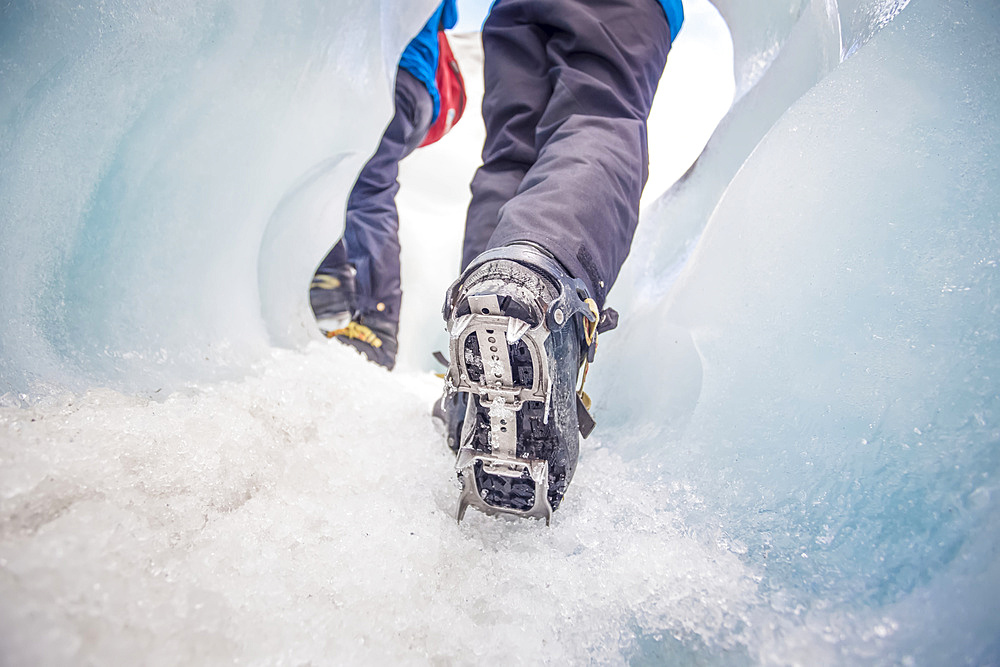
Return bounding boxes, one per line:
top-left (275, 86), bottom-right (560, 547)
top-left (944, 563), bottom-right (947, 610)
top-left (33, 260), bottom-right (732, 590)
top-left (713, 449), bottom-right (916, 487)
top-left (1, 345), bottom-right (764, 665)
top-left (2, 0), bottom-right (999, 663)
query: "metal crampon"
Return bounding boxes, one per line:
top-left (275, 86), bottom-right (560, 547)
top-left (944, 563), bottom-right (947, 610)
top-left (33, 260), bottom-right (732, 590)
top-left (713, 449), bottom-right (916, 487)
top-left (444, 246), bottom-right (597, 525)
top-left (450, 293), bottom-right (555, 524)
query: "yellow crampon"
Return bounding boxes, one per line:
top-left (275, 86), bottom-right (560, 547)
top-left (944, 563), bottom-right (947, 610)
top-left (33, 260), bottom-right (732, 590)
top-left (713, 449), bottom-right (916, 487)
top-left (327, 321), bottom-right (383, 348)
top-left (577, 298), bottom-right (601, 409)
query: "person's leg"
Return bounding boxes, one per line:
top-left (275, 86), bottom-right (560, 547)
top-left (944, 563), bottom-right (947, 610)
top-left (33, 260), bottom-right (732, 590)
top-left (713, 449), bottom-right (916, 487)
top-left (342, 69), bottom-right (433, 326)
top-left (317, 239), bottom-right (349, 270)
top-left (441, 0), bottom-right (672, 521)
top-left (461, 3), bottom-right (551, 269)
top-left (479, 0), bottom-right (672, 307)
top-left (311, 69), bottom-right (432, 369)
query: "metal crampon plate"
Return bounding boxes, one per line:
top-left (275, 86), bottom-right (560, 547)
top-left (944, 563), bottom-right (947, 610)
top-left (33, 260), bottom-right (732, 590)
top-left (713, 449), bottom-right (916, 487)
top-left (455, 448), bottom-right (554, 524)
top-left (449, 294), bottom-right (554, 523)
top-left (448, 294), bottom-right (549, 403)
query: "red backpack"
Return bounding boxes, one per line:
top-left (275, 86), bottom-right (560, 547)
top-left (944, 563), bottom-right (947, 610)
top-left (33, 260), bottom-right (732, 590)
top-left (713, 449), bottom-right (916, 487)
top-left (419, 30), bottom-right (467, 147)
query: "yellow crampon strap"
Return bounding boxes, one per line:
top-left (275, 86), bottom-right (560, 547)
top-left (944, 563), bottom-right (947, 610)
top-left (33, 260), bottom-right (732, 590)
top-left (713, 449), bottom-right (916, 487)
top-left (577, 298), bottom-right (601, 408)
top-left (327, 321), bottom-right (383, 349)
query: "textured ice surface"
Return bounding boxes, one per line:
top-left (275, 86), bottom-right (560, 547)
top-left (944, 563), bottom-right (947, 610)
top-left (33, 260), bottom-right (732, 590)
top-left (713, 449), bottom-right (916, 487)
top-left (2, 0), bottom-right (999, 664)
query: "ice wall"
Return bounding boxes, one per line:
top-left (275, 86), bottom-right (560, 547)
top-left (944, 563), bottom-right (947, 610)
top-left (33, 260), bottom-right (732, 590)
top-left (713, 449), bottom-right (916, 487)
top-left (593, 0), bottom-right (1000, 662)
top-left (1, 0), bottom-right (998, 663)
top-left (0, 0), bottom-right (440, 396)
top-left (627, 0), bottom-right (911, 299)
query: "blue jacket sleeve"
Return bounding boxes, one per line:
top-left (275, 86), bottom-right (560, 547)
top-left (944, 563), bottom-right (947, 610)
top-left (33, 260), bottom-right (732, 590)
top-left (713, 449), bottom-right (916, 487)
top-left (441, 0), bottom-right (458, 30)
top-left (658, 0), bottom-right (684, 42)
top-left (398, 0), bottom-right (459, 121)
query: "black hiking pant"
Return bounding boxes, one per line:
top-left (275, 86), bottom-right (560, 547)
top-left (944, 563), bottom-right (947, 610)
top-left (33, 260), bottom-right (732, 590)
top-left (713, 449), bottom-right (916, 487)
top-left (461, 0), bottom-right (672, 307)
top-left (318, 69), bottom-right (433, 325)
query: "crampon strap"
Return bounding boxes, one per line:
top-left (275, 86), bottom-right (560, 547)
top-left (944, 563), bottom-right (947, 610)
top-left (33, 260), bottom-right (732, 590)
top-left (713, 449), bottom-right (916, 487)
top-left (328, 321), bottom-right (383, 348)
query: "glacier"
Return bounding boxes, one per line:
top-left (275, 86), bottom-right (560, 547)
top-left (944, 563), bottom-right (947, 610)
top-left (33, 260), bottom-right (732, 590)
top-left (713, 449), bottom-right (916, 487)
top-left (1, 0), bottom-right (999, 664)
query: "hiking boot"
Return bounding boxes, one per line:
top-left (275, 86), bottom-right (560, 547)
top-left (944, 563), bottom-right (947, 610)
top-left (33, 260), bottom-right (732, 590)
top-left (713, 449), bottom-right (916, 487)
top-left (310, 263), bottom-right (357, 333)
top-left (442, 244), bottom-right (601, 524)
top-left (328, 311), bottom-right (398, 370)
top-left (432, 385), bottom-right (468, 453)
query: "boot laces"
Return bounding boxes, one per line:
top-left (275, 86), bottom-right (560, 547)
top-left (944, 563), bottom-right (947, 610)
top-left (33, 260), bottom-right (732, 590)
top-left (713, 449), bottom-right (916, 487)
top-left (577, 298), bottom-right (600, 409)
top-left (327, 321), bottom-right (383, 349)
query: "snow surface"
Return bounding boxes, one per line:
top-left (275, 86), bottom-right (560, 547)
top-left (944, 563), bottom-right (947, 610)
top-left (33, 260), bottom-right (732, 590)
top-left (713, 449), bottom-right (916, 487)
top-left (2, 0), bottom-right (999, 664)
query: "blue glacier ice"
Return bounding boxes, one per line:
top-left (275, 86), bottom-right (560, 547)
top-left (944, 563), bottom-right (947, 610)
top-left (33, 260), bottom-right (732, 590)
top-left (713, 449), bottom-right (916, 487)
top-left (1, 0), bottom-right (998, 664)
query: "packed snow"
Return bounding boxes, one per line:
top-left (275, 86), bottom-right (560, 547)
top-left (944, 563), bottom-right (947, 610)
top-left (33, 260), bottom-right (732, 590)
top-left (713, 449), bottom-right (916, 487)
top-left (2, 0), bottom-right (998, 664)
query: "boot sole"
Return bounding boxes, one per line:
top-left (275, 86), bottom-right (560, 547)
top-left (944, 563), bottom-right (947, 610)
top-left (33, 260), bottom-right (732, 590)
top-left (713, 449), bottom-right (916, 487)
top-left (449, 292), bottom-right (574, 524)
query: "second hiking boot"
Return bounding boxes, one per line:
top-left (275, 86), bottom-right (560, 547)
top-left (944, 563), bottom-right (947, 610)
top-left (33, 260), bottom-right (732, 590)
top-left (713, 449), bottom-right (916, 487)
top-left (310, 263), bottom-right (357, 333)
top-left (328, 311), bottom-right (398, 370)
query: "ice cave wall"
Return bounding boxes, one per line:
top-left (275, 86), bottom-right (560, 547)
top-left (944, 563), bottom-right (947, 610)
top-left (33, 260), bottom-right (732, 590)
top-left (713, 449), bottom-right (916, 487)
top-left (592, 1), bottom-right (999, 660)
top-left (0, 0), bottom-right (440, 396)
